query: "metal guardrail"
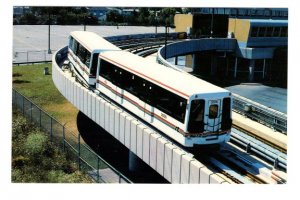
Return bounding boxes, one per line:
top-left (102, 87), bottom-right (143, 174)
top-left (232, 93), bottom-right (287, 134)
top-left (12, 88), bottom-right (132, 183)
top-left (231, 128), bottom-right (287, 171)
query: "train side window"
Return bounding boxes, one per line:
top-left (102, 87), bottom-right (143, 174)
top-left (280, 27), bottom-right (287, 37)
top-left (111, 67), bottom-right (120, 86)
top-left (265, 27), bottom-right (273, 37)
top-left (273, 27), bottom-right (281, 37)
top-left (250, 27), bottom-right (259, 37)
top-left (155, 87), bottom-right (173, 115)
top-left (188, 99), bottom-right (205, 133)
top-left (221, 97), bottom-right (232, 130)
top-left (73, 40), bottom-right (79, 54)
top-left (69, 36), bottom-right (74, 50)
top-left (135, 79), bottom-right (154, 105)
top-left (85, 51), bottom-right (91, 67)
top-left (155, 86), bottom-right (187, 123)
top-left (258, 27), bottom-right (266, 37)
top-left (113, 67), bottom-right (123, 87)
top-left (77, 44), bottom-right (87, 64)
top-left (120, 70), bottom-right (132, 90)
top-left (99, 59), bottom-right (113, 82)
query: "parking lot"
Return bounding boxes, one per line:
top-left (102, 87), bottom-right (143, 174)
top-left (13, 25), bottom-right (166, 52)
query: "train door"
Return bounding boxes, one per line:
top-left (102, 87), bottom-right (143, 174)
top-left (89, 53), bottom-right (99, 86)
top-left (138, 81), bottom-right (154, 123)
top-left (113, 67), bottom-right (124, 104)
top-left (206, 99), bottom-right (221, 133)
top-left (143, 102), bottom-right (154, 123)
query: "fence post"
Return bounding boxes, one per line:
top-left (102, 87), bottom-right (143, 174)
top-left (97, 157), bottom-right (100, 183)
top-left (44, 50), bottom-right (46, 61)
top-left (39, 109), bottom-right (42, 129)
top-left (62, 124), bottom-right (66, 151)
top-left (22, 95), bottom-right (25, 115)
top-left (27, 51), bottom-right (29, 62)
top-left (30, 102), bottom-right (33, 122)
top-left (50, 117), bottom-right (53, 142)
top-left (12, 89), bottom-right (15, 107)
top-left (78, 132), bottom-right (81, 170)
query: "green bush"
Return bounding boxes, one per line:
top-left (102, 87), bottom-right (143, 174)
top-left (24, 131), bottom-right (48, 158)
top-left (12, 111), bottom-right (35, 140)
top-left (12, 111), bottom-right (93, 183)
top-left (47, 170), bottom-right (90, 183)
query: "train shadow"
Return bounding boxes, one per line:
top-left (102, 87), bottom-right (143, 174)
top-left (76, 111), bottom-right (168, 183)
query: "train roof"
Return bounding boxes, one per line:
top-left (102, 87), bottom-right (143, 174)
top-left (70, 31), bottom-right (121, 52)
top-left (99, 50), bottom-right (229, 98)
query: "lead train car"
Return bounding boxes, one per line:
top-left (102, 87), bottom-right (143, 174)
top-left (68, 31), bottom-right (121, 86)
top-left (96, 50), bottom-right (232, 147)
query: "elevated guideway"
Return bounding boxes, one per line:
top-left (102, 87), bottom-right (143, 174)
top-left (52, 46), bottom-right (228, 184)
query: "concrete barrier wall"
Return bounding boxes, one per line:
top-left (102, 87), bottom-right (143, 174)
top-left (157, 38), bottom-right (236, 71)
top-left (52, 47), bottom-right (229, 184)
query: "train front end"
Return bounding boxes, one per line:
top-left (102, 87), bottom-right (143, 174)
top-left (184, 92), bottom-right (232, 147)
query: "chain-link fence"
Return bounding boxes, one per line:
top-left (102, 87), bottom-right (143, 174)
top-left (12, 88), bottom-right (132, 183)
top-left (13, 50), bottom-right (54, 64)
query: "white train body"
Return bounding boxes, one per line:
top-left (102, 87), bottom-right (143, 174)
top-left (68, 31), bottom-right (120, 86)
top-left (67, 31), bottom-right (232, 147)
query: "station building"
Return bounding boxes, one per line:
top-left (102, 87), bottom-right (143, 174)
top-left (173, 10), bottom-right (287, 86)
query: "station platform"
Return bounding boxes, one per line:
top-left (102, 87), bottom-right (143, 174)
top-left (226, 83), bottom-right (287, 114)
top-left (232, 112), bottom-right (287, 151)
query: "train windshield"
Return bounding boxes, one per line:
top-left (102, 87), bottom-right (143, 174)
top-left (188, 99), bottom-right (205, 133)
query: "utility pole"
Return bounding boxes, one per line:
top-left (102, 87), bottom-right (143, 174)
top-left (48, 11), bottom-right (52, 54)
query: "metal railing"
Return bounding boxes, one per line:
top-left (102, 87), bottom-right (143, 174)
top-left (232, 93), bottom-right (287, 134)
top-left (13, 50), bottom-right (55, 65)
top-left (12, 88), bottom-right (132, 183)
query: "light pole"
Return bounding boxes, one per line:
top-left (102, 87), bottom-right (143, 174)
top-left (84, 15), bottom-right (91, 31)
top-left (48, 11), bottom-right (51, 54)
top-left (210, 8), bottom-right (214, 38)
top-left (155, 11), bottom-right (158, 34)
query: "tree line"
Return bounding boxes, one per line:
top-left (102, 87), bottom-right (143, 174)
top-left (13, 7), bottom-right (192, 26)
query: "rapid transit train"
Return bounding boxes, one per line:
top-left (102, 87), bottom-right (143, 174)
top-left (67, 31), bottom-right (232, 147)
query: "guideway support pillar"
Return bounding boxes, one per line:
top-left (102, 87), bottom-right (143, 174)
top-left (128, 150), bottom-right (141, 172)
top-left (248, 60), bottom-right (255, 82)
top-left (210, 55), bottom-right (217, 76)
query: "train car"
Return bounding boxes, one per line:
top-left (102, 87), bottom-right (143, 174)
top-left (68, 31), bottom-right (121, 86)
top-left (96, 50), bottom-right (232, 147)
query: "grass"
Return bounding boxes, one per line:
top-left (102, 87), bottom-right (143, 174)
top-left (13, 64), bottom-right (79, 130)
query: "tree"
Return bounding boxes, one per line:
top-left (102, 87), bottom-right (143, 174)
top-left (19, 13), bottom-right (39, 24)
top-left (160, 8), bottom-right (176, 25)
top-left (15, 7), bottom-right (99, 25)
top-left (138, 8), bottom-right (150, 25)
top-left (106, 10), bottom-right (123, 23)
